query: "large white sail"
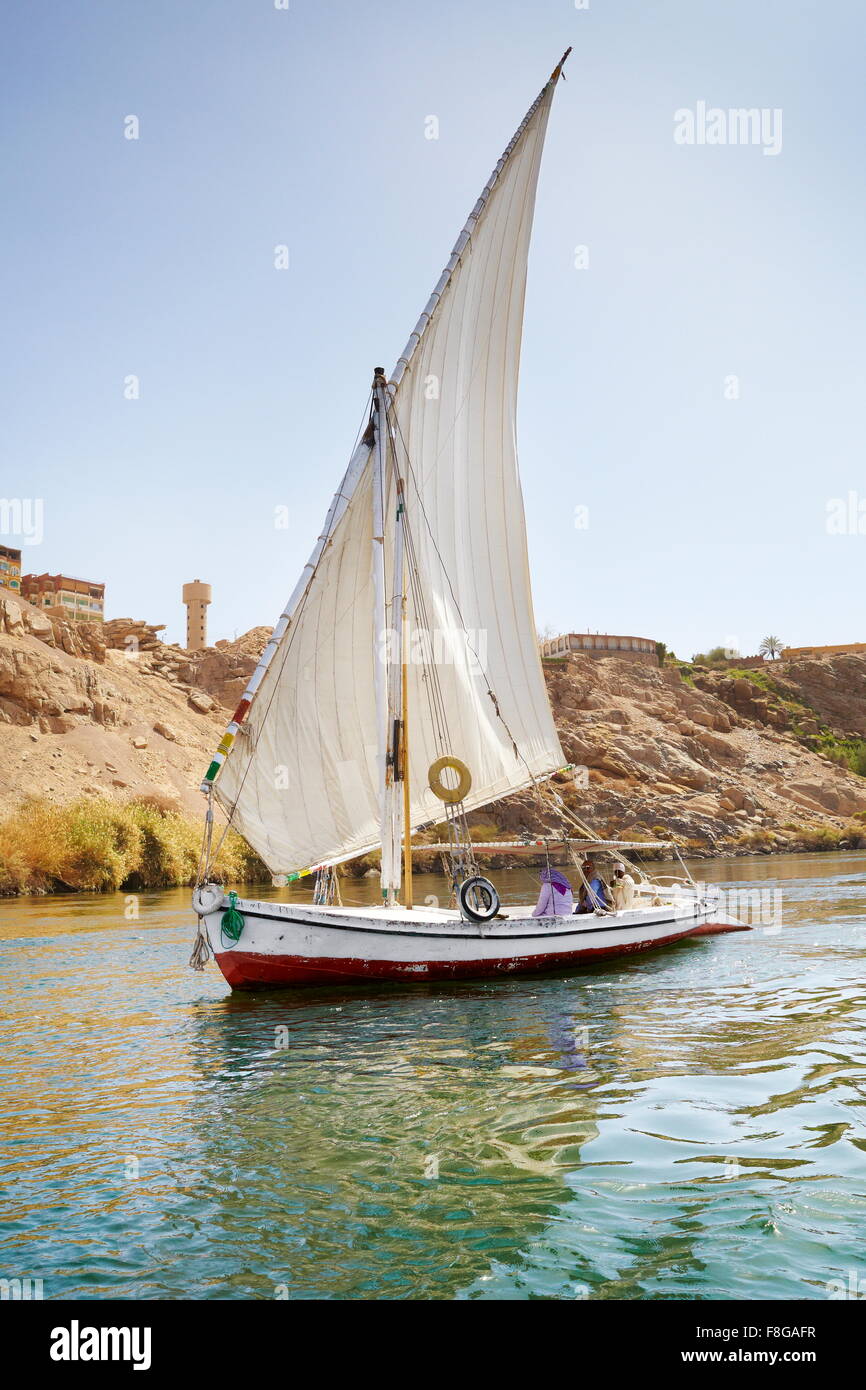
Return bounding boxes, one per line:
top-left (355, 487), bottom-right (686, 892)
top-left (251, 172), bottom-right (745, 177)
top-left (207, 56), bottom-right (568, 876)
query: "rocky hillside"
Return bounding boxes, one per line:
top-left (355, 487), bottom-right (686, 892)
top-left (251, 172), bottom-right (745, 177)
top-left (527, 652), bottom-right (866, 853)
top-left (2, 588), bottom-right (865, 855)
top-left (0, 595), bottom-right (265, 818)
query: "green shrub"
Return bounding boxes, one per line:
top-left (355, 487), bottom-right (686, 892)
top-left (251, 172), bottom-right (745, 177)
top-left (816, 735), bottom-right (866, 777)
top-left (691, 646), bottom-right (739, 666)
top-left (799, 825), bottom-right (845, 851)
top-left (736, 828), bottom-right (775, 850)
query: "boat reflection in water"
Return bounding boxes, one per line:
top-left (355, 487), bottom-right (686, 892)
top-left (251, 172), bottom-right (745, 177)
top-left (179, 981), bottom-right (605, 1301)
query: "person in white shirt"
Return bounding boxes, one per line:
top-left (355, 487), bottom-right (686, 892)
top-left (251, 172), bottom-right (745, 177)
top-left (611, 861), bottom-right (636, 911)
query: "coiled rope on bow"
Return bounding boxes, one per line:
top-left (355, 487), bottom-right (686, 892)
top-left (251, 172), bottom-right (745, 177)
top-left (188, 918), bottom-right (212, 971)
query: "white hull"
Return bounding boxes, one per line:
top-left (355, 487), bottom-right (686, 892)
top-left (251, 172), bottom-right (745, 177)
top-left (193, 888), bottom-right (748, 990)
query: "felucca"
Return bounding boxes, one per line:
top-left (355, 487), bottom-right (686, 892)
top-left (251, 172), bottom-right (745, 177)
top-left (190, 50), bottom-right (746, 989)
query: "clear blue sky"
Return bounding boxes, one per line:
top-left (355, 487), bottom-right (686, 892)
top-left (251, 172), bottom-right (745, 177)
top-left (2, 0), bottom-right (864, 656)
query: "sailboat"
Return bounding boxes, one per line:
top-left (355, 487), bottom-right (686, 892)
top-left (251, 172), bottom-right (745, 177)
top-left (190, 49), bottom-right (746, 990)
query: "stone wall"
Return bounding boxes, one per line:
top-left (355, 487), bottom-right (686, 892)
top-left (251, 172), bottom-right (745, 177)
top-left (541, 632), bottom-right (658, 665)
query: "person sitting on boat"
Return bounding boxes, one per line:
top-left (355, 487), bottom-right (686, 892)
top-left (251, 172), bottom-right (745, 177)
top-left (611, 861), bottom-right (636, 911)
top-left (532, 867), bottom-right (574, 917)
top-left (574, 858), bottom-right (609, 914)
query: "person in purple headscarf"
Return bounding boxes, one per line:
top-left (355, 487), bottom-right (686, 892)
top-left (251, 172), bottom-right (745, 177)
top-left (532, 867), bottom-right (574, 917)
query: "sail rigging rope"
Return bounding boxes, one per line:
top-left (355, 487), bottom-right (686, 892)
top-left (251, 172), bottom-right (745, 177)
top-left (194, 785), bottom-right (215, 887)
top-left (313, 865), bottom-right (343, 907)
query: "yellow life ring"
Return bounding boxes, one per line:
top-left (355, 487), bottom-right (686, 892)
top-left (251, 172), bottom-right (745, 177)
top-left (428, 756), bottom-right (472, 804)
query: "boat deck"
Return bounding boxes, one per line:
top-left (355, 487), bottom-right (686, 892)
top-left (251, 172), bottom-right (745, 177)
top-left (233, 896), bottom-right (700, 928)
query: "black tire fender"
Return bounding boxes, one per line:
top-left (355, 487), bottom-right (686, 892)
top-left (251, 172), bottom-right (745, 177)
top-left (458, 876), bottom-right (501, 923)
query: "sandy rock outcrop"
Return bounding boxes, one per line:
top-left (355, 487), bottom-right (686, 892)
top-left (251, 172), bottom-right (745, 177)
top-left (4, 599), bottom-right (866, 849)
top-left (536, 652), bottom-right (866, 849)
top-left (103, 618), bottom-right (166, 653)
top-left (0, 593), bottom-right (106, 662)
top-left (0, 602), bottom-right (236, 816)
top-left (771, 655), bottom-right (866, 738)
top-left (109, 628), bottom-right (272, 713)
top-left (695, 655), bottom-right (866, 741)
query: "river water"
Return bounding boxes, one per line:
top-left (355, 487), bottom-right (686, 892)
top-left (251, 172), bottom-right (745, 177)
top-left (1, 852), bottom-right (865, 1301)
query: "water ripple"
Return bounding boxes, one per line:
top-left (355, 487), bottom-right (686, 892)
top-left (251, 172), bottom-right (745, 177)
top-left (1, 855), bottom-right (865, 1298)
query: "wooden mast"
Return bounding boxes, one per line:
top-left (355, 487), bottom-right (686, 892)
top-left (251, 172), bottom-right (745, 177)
top-left (372, 369), bottom-right (392, 902)
top-left (401, 585), bottom-right (413, 908)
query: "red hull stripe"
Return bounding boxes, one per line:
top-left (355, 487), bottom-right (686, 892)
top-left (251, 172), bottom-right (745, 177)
top-left (214, 921), bottom-right (745, 990)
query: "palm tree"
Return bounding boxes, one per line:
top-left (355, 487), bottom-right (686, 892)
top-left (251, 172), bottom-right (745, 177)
top-left (760, 635), bottom-right (785, 661)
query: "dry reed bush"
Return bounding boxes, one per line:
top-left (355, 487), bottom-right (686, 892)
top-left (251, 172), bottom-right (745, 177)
top-left (0, 797), bottom-right (267, 895)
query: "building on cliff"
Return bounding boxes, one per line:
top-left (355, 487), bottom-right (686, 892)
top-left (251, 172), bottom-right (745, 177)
top-left (22, 572), bottom-right (105, 622)
top-left (540, 632), bottom-right (658, 665)
top-left (0, 544), bottom-right (22, 592)
top-left (782, 642), bottom-right (866, 661)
